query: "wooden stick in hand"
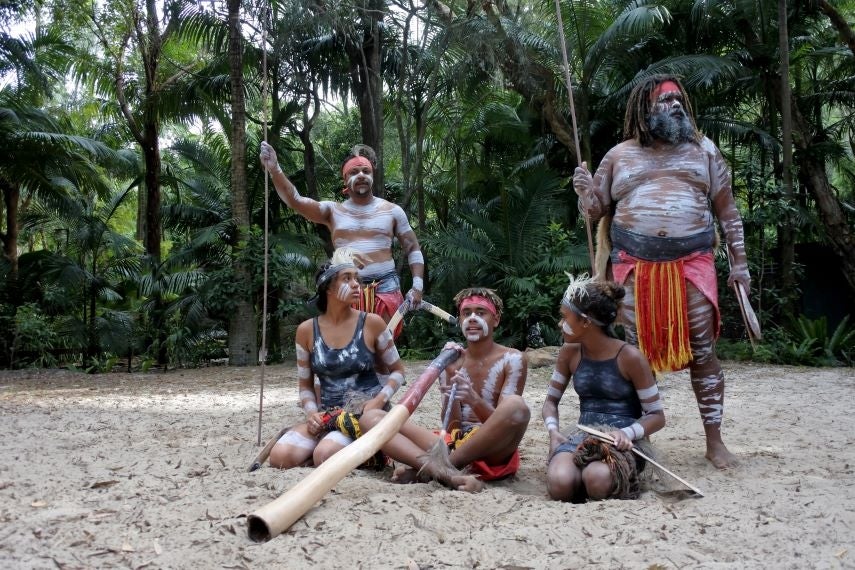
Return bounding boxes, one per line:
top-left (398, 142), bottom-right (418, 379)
top-left (577, 424), bottom-right (704, 497)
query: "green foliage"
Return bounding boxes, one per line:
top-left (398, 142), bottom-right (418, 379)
top-left (718, 316), bottom-right (855, 367)
top-left (10, 303), bottom-right (58, 368)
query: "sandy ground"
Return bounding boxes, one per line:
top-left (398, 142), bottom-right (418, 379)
top-left (1, 358), bottom-right (854, 569)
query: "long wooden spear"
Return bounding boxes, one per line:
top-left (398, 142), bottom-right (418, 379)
top-left (553, 0), bottom-right (595, 268)
top-left (247, 347), bottom-right (462, 542)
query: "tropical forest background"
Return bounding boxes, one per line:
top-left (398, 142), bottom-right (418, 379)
top-left (1, 0), bottom-right (853, 371)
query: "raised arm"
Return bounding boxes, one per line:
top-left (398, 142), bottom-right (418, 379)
top-left (610, 345), bottom-right (665, 450)
top-left (259, 142), bottom-right (331, 225)
top-left (707, 142), bottom-right (750, 291)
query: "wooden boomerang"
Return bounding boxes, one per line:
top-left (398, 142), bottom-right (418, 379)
top-left (726, 245), bottom-right (762, 343)
top-left (734, 281), bottom-right (762, 341)
top-left (577, 424), bottom-right (704, 497)
top-left (386, 298), bottom-right (412, 332)
top-left (419, 300), bottom-right (459, 326)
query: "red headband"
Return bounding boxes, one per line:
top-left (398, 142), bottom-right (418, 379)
top-left (341, 156), bottom-right (373, 180)
top-left (651, 81), bottom-right (681, 101)
top-left (459, 296), bottom-right (497, 317)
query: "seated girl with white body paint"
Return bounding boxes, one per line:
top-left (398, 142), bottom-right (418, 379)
top-left (268, 248), bottom-right (406, 470)
top-left (543, 275), bottom-right (665, 502)
top-left (361, 287), bottom-right (530, 493)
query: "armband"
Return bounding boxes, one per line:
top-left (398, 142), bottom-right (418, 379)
top-left (620, 422), bottom-right (645, 441)
top-left (545, 417), bottom-right (559, 432)
top-left (408, 251), bottom-right (424, 266)
top-left (551, 369), bottom-right (569, 387)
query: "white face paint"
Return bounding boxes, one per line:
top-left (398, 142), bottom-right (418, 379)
top-left (346, 172), bottom-right (374, 195)
top-left (460, 314), bottom-right (489, 342)
top-left (561, 320), bottom-right (575, 336)
top-left (336, 282), bottom-right (352, 302)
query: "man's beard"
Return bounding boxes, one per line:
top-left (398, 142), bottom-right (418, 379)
top-left (648, 109), bottom-right (695, 144)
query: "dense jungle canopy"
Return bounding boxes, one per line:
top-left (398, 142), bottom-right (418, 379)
top-left (1, 0), bottom-right (853, 370)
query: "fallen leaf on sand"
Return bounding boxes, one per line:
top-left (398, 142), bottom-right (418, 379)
top-left (30, 500), bottom-right (47, 508)
top-left (89, 480), bottom-right (120, 489)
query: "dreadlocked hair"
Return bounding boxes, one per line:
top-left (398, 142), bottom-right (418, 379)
top-left (341, 144), bottom-right (378, 171)
top-left (453, 287), bottom-right (504, 318)
top-left (623, 74), bottom-right (701, 147)
top-left (563, 274), bottom-right (625, 328)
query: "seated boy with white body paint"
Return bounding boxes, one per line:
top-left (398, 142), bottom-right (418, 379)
top-left (268, 248), bottom-right (406, 470)
top-left (361, 288), bottom-right (530, 492)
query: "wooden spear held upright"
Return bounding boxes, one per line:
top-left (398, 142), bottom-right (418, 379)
top-left (553, 0), bottom-right (595, 268)
top-left (246, 347), bottom-right (462, 542)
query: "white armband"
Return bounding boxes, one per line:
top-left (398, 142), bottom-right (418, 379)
top-left (545, 417), bottom-right (559, 432)
top-left (408, 251), bottom-right (424, 266)
top-left (411, 276), bottom-right (424, 291)
top-left (551, 369), bottom-right (569, 387)
top-left (620, 422), bottom-right (645, 441)
top-left (641, 399), bottom-right (664, 413)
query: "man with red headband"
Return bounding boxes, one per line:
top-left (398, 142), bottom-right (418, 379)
top-left (361, 287), bottom-right (530, 492)
top-left (573, 74), bottom-right (750, 469)
top-left (259, 142), bottom-right (424, 332)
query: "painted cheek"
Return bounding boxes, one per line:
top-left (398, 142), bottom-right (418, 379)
top-left (562, 321), bottom-right (575, 336)
top-left (336, 283), bottom-right (352, 302)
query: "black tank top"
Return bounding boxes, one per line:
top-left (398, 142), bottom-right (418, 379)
top-left (572, 344), bottom-right (641, 419)
top-left (311, 312), bottom-right (381, 409)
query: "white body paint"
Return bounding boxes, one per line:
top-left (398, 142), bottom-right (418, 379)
top-left (321, 197), bottom-right (414, 280)
top-left (347, 173), bottom-right (374, 195)
top-left (460, 314), bottom-right (489, 342)
top-left (336, 283), bottom-right (352, 302)
top-left (459, 352), bottom-right (524, 425)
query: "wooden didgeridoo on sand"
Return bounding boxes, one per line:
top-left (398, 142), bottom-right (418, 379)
top-left (246, 347), bottom-right (461, 542)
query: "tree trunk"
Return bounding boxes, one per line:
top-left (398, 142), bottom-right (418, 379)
top-left (227, 0), bottom-right (258, 366)
top-left (1, 181), bottom-right (19, 276)
top-left (790, 98), bottom-right (855, 294)
top-left (345, 0), bottom-right (385, 195)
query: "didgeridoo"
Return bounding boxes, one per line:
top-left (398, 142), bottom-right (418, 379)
top-left (246, 347), bottom-right (462, 542)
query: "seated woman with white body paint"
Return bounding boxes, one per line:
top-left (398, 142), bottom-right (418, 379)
top-left (361, 287), bottom-right (530, 493)
top-left (268, 248), bottom-right (405, 470)
top-left (543, 275), bottom-right (665, 502)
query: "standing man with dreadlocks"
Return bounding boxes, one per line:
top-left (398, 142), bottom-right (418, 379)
top-left (573, 75), bottom-right (750, 469)
top-left (259, 142), bottom-right (424, 335)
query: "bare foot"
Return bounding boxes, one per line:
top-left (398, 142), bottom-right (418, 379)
top-left (706, 441), bottom-right (738, 469)
top-left (391, 464), bottom-right (424, 484)
top-left (450, 474), bottom-right (484, 493)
